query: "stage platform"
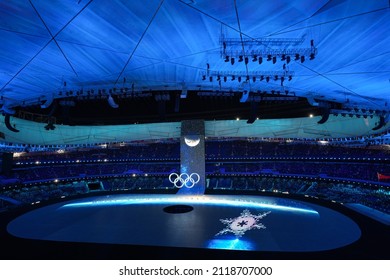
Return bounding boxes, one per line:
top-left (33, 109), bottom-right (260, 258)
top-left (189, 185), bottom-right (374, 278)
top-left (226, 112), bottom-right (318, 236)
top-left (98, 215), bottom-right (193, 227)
top-left (1, 193), bottom-right (389, 259)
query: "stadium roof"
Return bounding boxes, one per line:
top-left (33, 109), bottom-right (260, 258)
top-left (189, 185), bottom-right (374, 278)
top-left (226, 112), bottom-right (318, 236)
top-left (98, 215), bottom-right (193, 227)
top-left (0, 0), bottom-right (389, 145)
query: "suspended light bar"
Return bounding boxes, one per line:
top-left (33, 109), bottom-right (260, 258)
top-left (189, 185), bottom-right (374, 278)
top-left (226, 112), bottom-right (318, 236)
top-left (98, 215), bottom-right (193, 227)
top-left (220, 36), bottom-right (317, 65)
top-left (202, 70), bottom-right (295, 85)
top-left (220, 36), bottom-right (305, 47)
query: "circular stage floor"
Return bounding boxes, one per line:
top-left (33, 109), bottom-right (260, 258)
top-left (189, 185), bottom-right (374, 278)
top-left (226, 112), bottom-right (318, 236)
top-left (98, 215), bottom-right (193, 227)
top-left (7, 194), bottom-right (361, 253)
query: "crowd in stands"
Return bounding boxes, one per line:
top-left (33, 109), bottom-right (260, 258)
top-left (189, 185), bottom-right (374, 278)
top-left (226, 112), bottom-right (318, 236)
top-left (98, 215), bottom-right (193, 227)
top-left (207, 161), bottom-right (390, 182)
top-left (1, 139), bottom-right (390, 215)
top-left (15, 143), bottom-right (180, 163)
top-left (10, 163), bottom-right (179, 182)
top-left (1, 175), bottom-right (389, 214)
top-left (8, 160), bottom-right (390, 183)
top-left (206, 140), bottom-right (390, 159)
top-left (13, 140), bottom-right (390, 164)
top-left (1, 181), bottom-right (88, 207)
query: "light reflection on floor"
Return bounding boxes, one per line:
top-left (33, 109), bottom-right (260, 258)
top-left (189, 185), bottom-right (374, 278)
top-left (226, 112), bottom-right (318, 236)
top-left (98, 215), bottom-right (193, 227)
top-left (207, 237), bottom-right (255, 250)
top-left (7, 194), bottom-right (361, 252)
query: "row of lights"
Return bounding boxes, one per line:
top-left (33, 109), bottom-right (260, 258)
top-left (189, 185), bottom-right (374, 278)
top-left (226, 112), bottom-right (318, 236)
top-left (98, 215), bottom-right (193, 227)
top-left (16, 153), bottom-right (389, 167)
top-left (15, 158), bottom-right (179, 165)
top-left (223, 52), bottom-right (315, 65)
top-left (221, 38), bottom-right (317, 65)
top-left (203, 74), bottom-right (293, 83)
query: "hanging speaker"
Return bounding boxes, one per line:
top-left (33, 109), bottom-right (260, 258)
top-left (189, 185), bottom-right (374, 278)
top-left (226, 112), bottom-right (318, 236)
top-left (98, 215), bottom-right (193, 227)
top-left (372, 115), bottom-right (387, 131)
top-left (107, 95), bottom-right (119, 108)
top-left (4, 114), bottom-right (19, 133)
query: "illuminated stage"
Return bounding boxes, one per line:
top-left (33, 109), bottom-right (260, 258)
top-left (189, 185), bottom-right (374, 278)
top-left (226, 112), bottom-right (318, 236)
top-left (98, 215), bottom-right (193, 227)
top-left (7, 194), bottom-right (362, 253)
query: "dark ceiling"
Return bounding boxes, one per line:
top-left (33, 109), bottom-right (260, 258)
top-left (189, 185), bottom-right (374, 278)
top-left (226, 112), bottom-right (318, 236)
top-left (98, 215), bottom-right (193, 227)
top-left (22, 91), bottom-right (319, 125)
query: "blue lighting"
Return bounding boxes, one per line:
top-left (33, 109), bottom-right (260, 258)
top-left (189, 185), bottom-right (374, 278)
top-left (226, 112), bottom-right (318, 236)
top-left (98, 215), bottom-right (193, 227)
top-left (207, 238), bottom-right (254, 251)
top-left (61, 194), bottom-right (319, 215)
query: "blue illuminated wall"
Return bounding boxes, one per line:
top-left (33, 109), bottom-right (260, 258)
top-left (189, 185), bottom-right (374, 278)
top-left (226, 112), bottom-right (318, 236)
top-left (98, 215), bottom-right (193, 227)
top-left (178, 120), bottom-right (205, 195)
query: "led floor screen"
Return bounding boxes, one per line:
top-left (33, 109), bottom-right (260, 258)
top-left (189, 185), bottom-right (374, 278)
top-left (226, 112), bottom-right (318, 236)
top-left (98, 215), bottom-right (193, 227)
top-left (7, 194), bottom-right (361, 252)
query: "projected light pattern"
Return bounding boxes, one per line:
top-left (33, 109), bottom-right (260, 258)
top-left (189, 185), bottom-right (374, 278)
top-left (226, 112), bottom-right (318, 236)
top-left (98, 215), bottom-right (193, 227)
top-left (207, 238), bottom-right (255, 251)
top-left (184, 136), bottom-right (200, 147)
top-left (216, 209), bottom-right (271, 237)
top-left (61, 194), bottom-right (319, 215)
top-left (168, 172), bottom-right (200, 188)
top-left (179, 120), bottom-right (205, 195)
top-left (9, 194), bottom-right (362, 253)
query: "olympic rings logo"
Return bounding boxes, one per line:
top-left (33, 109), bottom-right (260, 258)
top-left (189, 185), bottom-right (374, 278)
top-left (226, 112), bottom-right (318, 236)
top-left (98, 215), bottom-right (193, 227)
top-left (169, 173), bottom-right (200, 188)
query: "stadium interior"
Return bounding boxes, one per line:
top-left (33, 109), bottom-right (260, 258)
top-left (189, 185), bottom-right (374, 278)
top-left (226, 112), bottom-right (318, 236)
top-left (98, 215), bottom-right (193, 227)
top-left (0, 0), bottom-right (389, 259)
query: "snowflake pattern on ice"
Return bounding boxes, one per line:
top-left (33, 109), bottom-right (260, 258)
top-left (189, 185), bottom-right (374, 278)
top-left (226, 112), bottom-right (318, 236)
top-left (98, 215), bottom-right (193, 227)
top-left (216, 209), bottom-right (271, 237)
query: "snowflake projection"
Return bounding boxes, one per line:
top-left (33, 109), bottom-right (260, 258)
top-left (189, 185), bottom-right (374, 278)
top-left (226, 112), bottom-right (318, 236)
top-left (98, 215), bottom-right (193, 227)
top-left (216, 209), bottom-right (271, 238)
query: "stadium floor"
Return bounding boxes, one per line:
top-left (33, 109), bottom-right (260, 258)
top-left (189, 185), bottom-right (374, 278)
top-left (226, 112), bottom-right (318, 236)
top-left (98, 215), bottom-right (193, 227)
top-left (0, 191), bottom-right (389, 260)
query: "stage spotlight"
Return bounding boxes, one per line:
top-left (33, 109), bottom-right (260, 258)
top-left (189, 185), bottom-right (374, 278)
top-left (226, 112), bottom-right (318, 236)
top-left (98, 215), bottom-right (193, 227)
top-left (281, 54), bottom-right (286, 61)
top-left (202, 75), bottom-right (206, 80)
top-left (274, 75), bottom-right (278, 81)
top-left (217, 75), bottom-right (221, 81)
top-left (267, 54), bottom-right (272, 61)
top-left (224, 56), bottom-right (230, 62)
top-left (300, 56), bottom-right (305, 63)
top-left (272, 56), bottom-right (276, 64)
top-left (310, 53), bottom-right (315, 60)
top-left (244, 57), bottom-right (249, 64)
top-left (295, 54), bottom-right (300, 60)
top-left (231, 75), bottom-right (235, 81)
top-left (258, 57), bottom-right (263, 64)
top-left (260, 75), bottom-right (264, 81)
top-left (238, 55), bottom-right (243, 62)
top-left (209, 76), bottom-right (213, 82)
top-left (252, 76), bottom-right (256, 82)
top-left (280, 76), bottom-right (285, 86)
top-left (231, 57), bottom-right (235, 65)
top-left (223, 76), bottom-right (227, 82)
top-left (246, 75), bottom-right (250, 81)
top-left (266, 76), bottom-right (270, 82)
top-left (286, 56), bottom-right (291, 64)
top-left (288, 75), bottom-right (292, 81)
top-left (238, 76), bottom-right (242, 82)
top-left (252, 55), bottom-right (258, 62)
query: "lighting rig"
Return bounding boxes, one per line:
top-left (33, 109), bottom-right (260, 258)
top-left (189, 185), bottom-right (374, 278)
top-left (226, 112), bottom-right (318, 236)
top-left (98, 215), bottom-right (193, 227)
top-left (202, 70), bottom-right (294, 87)
top-left (197, 90), bottom-right (297, 101)
top-left (220, 35), bottom-right (317, 65)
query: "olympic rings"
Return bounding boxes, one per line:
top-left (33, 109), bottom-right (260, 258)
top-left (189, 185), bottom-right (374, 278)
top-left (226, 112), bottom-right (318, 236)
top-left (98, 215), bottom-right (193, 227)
top-left (169, 172), bottom-right (200, 188)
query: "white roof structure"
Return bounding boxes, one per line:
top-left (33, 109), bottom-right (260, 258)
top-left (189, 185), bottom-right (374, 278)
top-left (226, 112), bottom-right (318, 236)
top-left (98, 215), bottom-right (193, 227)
top-left (0, 1), bottom-right (389, 145)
